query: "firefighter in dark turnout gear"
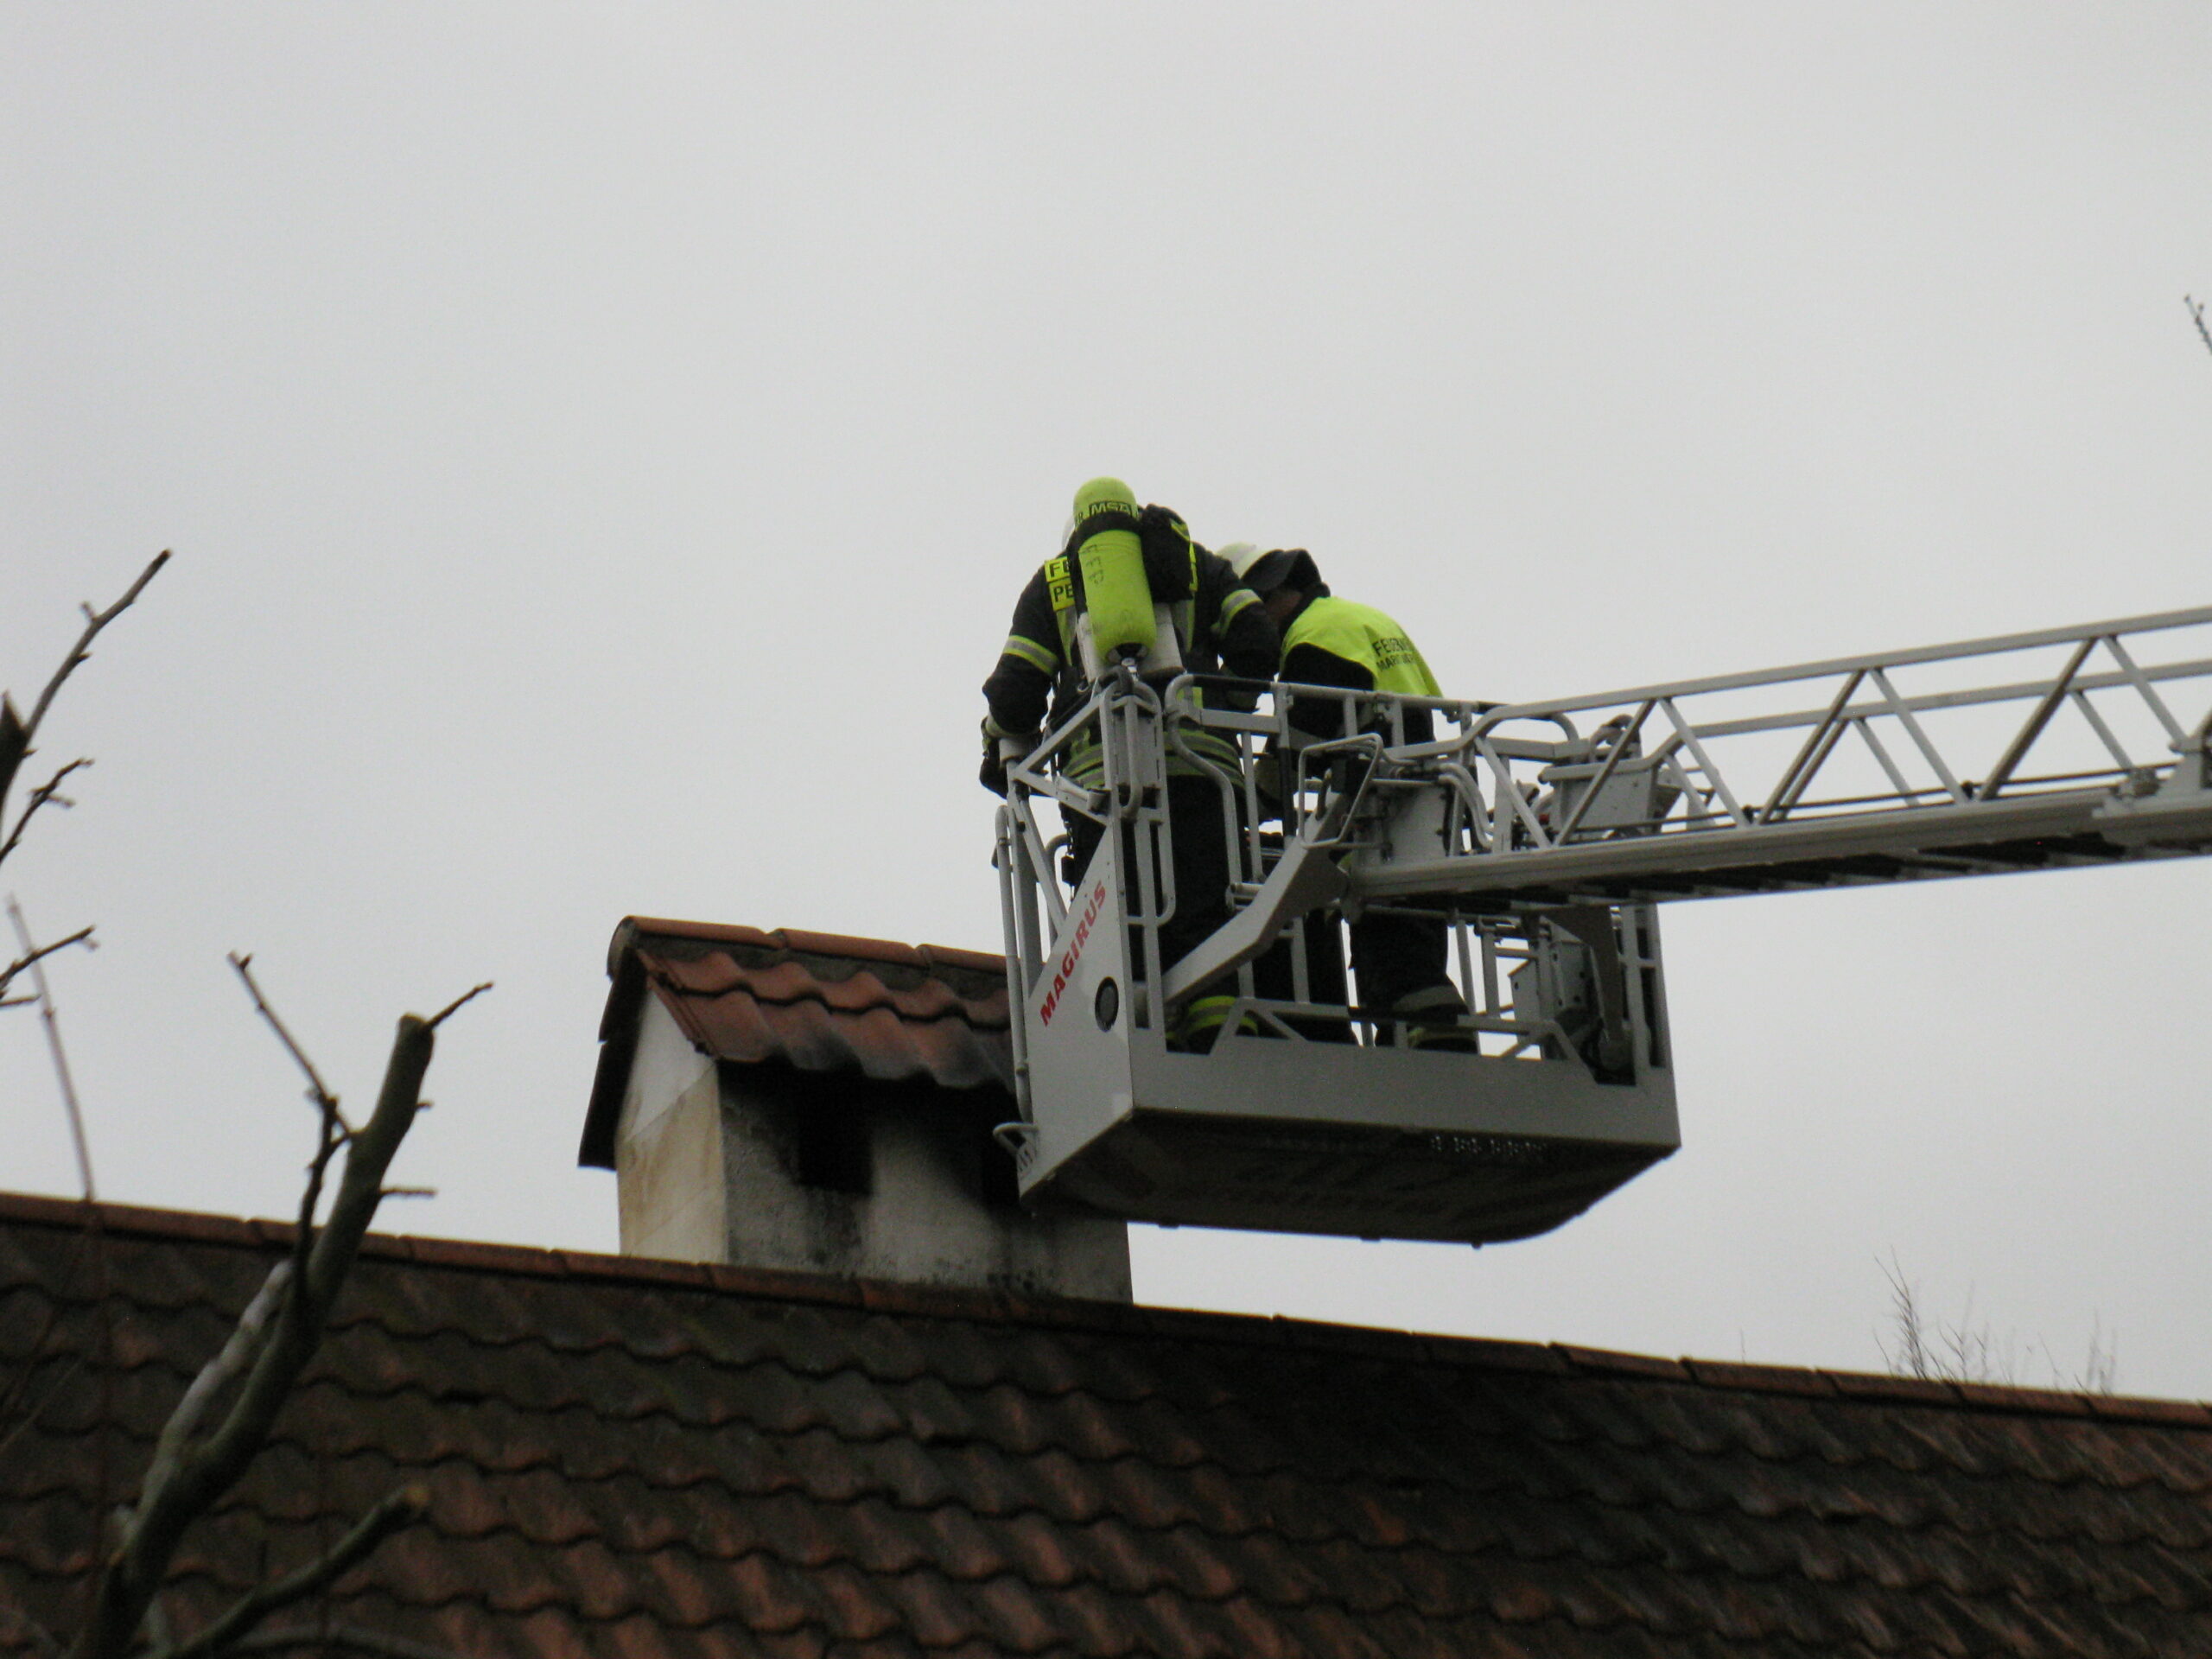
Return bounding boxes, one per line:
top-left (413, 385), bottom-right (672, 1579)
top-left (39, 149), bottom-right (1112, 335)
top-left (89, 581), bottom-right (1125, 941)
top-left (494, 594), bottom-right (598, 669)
top-left (1225, 544), bottom-right (1475, 1051)
top-left (981, 489), bottom-right (1280, 1048)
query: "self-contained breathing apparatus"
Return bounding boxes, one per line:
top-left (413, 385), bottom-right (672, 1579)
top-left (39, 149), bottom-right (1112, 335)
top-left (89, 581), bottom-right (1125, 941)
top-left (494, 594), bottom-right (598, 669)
top-left (993, 476), bottom-right (1201, 774)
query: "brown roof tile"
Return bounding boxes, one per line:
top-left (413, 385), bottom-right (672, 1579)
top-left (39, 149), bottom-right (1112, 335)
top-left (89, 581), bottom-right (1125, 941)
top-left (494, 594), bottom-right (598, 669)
top-left (580, 918), bottom-right (1014, 1167)
top-left (8, 1191), bottom-right (2212, 1659)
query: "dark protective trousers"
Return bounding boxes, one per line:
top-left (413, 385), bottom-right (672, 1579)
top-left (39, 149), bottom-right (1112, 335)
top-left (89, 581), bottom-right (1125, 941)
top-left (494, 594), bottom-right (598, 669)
top-left (1064, 775), bottom-right (1237, 983)
top-left (1257, 910), bottom-right (1454, 1032)
top-left (1066, 775), bottom-right (1459, 1030)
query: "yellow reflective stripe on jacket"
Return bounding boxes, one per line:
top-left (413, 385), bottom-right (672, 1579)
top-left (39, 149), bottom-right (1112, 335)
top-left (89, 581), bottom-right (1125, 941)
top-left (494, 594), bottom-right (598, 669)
top-left (1219, 586), bottom-right (1260, 624)
top-left (1001, 632), bottom-right (1058, 676)
top-left (1283, 595), bottom-right (1440, 698)
top-left (1060, 724), bottom-right (1240, 786)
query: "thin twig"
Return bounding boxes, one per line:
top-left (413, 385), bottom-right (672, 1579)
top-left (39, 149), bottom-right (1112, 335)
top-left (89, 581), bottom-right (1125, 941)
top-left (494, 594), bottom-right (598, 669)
top-left (0, 758), bottom-right (92, 870)
top-left (226, 955), bottom-right (342, 1123)
top-left (0, 925), bottom-right (97, 1009)
top-left (2190, 295), bottom-right (2212, 362)
top-left (226, 955), bottom-right (350, 1377)
top-left (424, 982), bottom-right (492, 1030)
top-left (1876, 1249), bottom-right (1931, 1381)
top-left (152, 1487), bottom-right (426, 1659)
top-left (8, 896), bottom-right (96, 1199)
top-left (17, 552), bottom-right (169, 753)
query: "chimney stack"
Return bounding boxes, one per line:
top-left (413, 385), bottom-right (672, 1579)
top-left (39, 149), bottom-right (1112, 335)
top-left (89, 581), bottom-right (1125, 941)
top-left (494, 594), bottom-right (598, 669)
top-left (581, 919), bottom-right (1130, 1302)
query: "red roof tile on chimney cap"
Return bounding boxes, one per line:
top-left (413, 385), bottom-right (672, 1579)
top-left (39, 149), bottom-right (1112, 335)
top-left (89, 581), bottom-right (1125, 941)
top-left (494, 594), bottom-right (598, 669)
top-left (769, 928), bottom-right (933, 969)
top-left (918, 943), bottom-right (1007, 976)
top-left (620, 917), bottom-right (784, 952)
top-left (611, 917), bottom-right (1007, 978)
top-left (582, 916), bottom-right (1014, 1170)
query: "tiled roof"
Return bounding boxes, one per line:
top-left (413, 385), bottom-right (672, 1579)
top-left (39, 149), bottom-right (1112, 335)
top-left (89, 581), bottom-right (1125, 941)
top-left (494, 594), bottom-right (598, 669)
top-left (582, 919), bottom-right (1013, 1168)
top-left (7, 1191), bottom-right (2212, 1659)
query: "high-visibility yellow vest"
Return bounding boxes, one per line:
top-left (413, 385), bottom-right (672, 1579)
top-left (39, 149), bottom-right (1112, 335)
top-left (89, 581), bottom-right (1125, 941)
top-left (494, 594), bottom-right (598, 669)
top-left (1282, 595), bottom-right (1440, 698)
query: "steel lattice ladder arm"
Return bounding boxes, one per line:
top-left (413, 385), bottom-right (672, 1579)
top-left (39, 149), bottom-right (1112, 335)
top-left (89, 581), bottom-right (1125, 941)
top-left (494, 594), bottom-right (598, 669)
top-left (1338, 603), bottom-right (2212, 909)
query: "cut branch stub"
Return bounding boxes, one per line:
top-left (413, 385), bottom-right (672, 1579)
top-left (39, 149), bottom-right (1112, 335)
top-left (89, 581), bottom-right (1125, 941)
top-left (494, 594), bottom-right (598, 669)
top-left (0, 697), bottom-right (25, 825)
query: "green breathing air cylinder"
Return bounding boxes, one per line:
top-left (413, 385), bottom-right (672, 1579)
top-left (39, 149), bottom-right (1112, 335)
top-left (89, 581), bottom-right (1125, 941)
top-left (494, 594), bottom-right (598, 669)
top-left (1071, 477), bottom-right (1155, 666)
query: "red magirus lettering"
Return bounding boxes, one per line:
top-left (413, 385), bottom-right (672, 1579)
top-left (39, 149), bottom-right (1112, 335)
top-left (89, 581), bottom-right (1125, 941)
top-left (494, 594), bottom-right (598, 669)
top-left (1039, 880), bottom-right (1109, 1027)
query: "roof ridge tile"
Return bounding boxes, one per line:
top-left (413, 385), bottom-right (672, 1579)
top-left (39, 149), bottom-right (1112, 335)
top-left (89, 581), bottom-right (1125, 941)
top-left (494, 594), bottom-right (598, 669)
top-left (1681, 1360), bottom-right (1838, 1398)
top-left (918, 943), bottom-right (1007, 976)
top-left (621, 917), bottom-right (784, 953)
top-left (1948, 1382), bottom-right (2092, 1418)
top-left (710, 1262), bottom-right (865, 1307)
top-left (560, 1250), bottom-right (712, 1288)
top-left (1821, 1369), bottom-right (1964, 1407)
top-left (1554, 1344), bottom-right (1694, 1382)
top-left (2086, 1394), bottom-right (2212, 1428)
top-left (1420, 1333), bottom-right (1569, 1375)
top-left (406, 1236), bottom-right (569, 1279)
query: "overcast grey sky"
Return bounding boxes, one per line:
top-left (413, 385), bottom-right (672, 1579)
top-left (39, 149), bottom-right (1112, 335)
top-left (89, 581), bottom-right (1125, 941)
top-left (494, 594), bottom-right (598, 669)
top-left (6, 5), bottom-right (2210, 1395)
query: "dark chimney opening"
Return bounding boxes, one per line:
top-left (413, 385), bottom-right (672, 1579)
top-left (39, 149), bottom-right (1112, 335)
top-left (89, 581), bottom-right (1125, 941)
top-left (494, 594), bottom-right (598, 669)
top-left (793, 1096), bottom-right (873, 1195)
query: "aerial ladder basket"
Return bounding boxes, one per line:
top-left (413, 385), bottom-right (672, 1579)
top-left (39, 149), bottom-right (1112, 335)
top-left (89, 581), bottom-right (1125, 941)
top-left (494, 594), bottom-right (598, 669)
top-left (994, 603), bottom-right (2212, 1247)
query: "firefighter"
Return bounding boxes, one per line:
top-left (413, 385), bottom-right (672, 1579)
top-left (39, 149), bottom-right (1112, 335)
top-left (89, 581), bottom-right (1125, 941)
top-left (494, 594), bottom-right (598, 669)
top-left (1224, 543), bottom-right (1475, 1051)
top-left (980, 484), bottom-right (1280, 1048)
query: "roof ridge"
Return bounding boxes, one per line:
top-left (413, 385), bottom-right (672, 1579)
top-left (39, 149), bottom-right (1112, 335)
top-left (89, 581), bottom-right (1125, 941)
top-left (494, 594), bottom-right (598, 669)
top-left (5, 1189), bottom-right (2209, 1429)
top-left (621, 916), bottom-right (1006, 976)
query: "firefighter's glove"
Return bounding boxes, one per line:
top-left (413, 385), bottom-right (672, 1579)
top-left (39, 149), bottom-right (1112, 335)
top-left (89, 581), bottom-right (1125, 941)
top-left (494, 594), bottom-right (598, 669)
top-left (979, 727), bottom-right (1008, 797)
top-left (979, 725), bottom-right (1034, 798)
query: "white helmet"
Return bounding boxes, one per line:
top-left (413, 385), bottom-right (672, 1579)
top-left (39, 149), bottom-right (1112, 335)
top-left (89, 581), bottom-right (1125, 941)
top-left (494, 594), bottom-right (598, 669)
top-left (1224, 543), bottom-right (1318, 596)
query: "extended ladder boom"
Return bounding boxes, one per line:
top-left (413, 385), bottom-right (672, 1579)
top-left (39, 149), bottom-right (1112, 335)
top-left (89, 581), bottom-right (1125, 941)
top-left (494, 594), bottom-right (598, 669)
top-left (1278, 602), bottom-right (2212, 910)
top-left (1006, 602), bottom-right (2212, 1021)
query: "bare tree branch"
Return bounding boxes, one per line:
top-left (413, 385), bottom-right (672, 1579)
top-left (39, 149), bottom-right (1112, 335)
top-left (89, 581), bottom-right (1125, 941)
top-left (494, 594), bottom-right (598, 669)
top-left (10, 553), bottom-right (168, 774)
top-left (0, 925), bottom-right (97, 1008)
top-left (68, 980), bottom-right (486, 1659)
top-left (2190, 295), bottom-right (2212, 362)
top-left (0, 758), bottom-right (92, 871)
top-left (135, 1265), bottom-right (292, 1515)
top-left (0, 702), bottom-right (24, 862)
top-left (424, 982), bottom-right (492, 1031)
top-left (153, 1486), bottom-right (426, 1659)
top-left (226, 955), bottom-right (343, 1126)
top-left (8, 896), bottom-right (97, 1199)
